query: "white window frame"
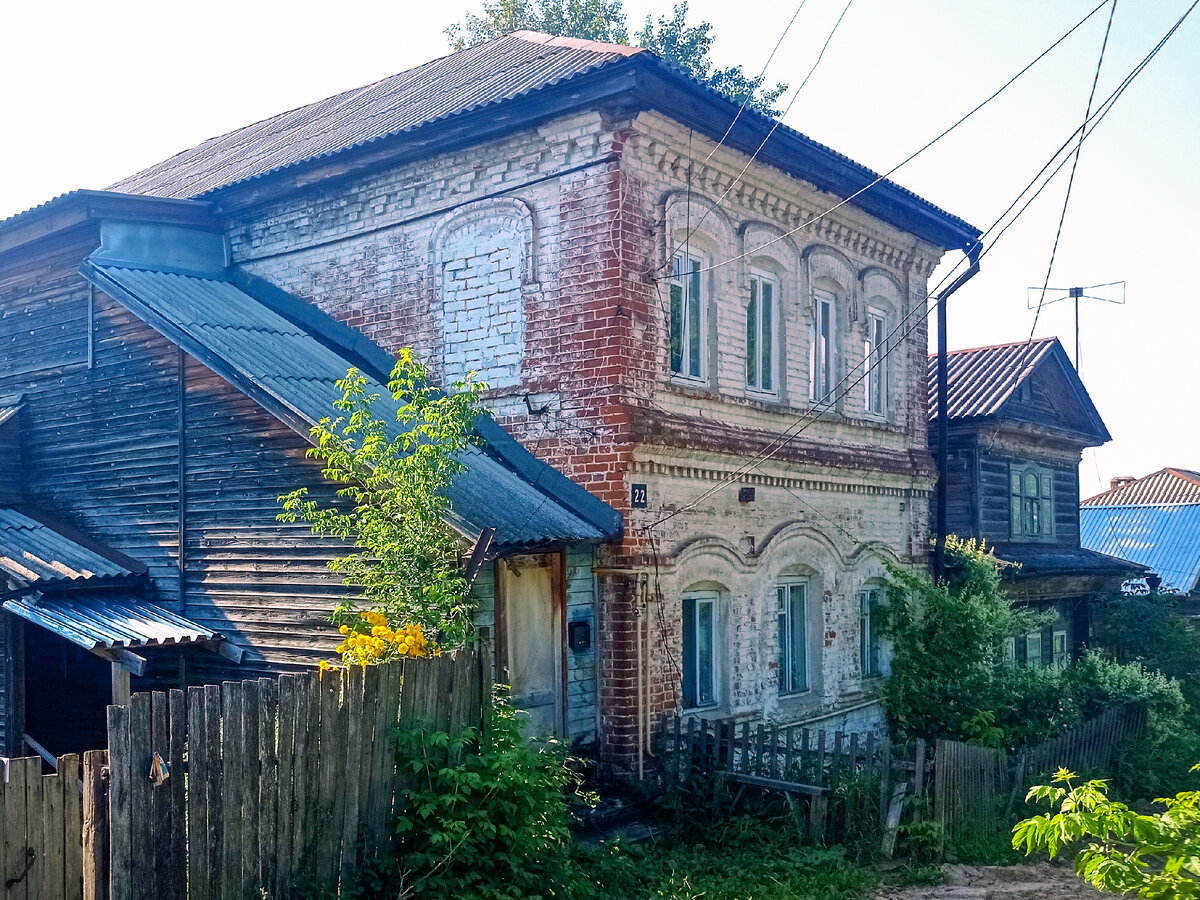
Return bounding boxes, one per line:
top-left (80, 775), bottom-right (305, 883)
top-left (776, 580), bottom-right (808, 695)
top-left (864, 307), bottom-right (888, 416)
top-left (1010, 465), bottom-right (1054, 539)
top-left (746, 269), bottom-right (777, 395)
top-left (1002, 636), bottom-right (1017, 666)
top-left (670, 253), bottom-right (706, 382)
top-left (810, 287), bottom-right (836, 401)
top-left (859, 587), bottom-right (886, 678)
top-left (1025, 630), bottom-right (1043, 668)
top-left (682, 589), bottom-right (720, 709)
top-left (1052, 629), bottom-right (1069, 667)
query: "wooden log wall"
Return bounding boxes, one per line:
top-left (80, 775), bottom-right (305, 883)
top-left (0, 754), bottom-right (83, 900)
top-left (105, 649), bottom-right (491, 900)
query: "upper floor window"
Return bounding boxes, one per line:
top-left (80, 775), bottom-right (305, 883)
top-left (859, 587), bottom-right (886, 678)
top-left (670, 254), bottom-right (705, 381)
top-left (746, 271), bottom-right (776, 394)
top-left (1010, 465), bottom-right (1054, 538)
top-left (776, 580), bottom-right (808, 694)
top-left (682, 588), bottom-right (719, 708)
top-left (810, 288), bottom-right (836, 401)
top-left (864, 308), bottom-right (887, 416)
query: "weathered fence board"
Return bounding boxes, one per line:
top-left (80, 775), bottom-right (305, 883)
top-left (0, 754), bottom-right (85, 899)
top-left (100, 649), bottom-right (489, 899)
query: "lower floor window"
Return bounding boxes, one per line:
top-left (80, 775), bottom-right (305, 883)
top-left (776, 581), bottom-right (808, 694)
top-left (682, 590), bottom-right (718, 708)
top-left (859, 588), bottom-right (885, 677)
top-left (1025, 630), bottom-right (1043, 668)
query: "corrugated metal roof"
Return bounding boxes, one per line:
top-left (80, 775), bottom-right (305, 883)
top-left (3, 593), bottom-right (216, 650)
top-left (927, 338), bottom-right (1059, 421)
top-left (1081, 504), bottom-right (1200, 594)
top-left (84, 262), bottom-right (614, 549)
top-left (1082, 468), bottom-right (1200, 506)
top-left (0, 399), bottom-right (20, 427)
top-left (991, 543), bottom-right (1144, 578)
top-left (108, 34), bottom-right (641, 200)
top-left (0, 507), bottom-right (138, 585)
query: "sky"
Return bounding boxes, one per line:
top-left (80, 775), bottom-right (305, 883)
top-left (2, 0), bottom-right (1196, 498)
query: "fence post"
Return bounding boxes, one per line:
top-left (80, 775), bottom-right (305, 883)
top-left (83, 751), bottom-right (109, 900)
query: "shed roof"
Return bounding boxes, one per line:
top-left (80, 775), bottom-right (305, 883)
top-left (0, 398), bottom-right (20, 428)
top-left (1080, 503), bottom-right (1200, 594)
top-left (0, 507), bottom-right (143, 587)
top-left (3, 593), bottom-right (217, 651)
top-left (81, 259), bottom-right (619, 550)
top-left (991, 543), bottom-right (1144, 579)
top-left (1082, 468), bottom-right (1200, 507)
top-left (101, 32), bottom-right (978, 251)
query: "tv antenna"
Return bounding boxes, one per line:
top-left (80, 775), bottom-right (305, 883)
top-left (1025, 281), bottom-right (1125, 373)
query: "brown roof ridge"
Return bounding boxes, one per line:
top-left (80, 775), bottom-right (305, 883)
top-left (926, 335), bottom-right (1058, 360)
top-left (1082, 466), bottom-right (1200, 506)
top-left (509, 29), bottom-right (644, 56)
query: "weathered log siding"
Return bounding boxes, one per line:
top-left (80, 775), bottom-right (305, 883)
top-left (182, 357), bottom-right (350, 670)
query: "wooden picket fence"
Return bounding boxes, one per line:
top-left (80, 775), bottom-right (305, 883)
top-left (933, 704), bottom-right (1146, 843)
top-left (666, 716), bottom-right (928, 848)
top-left (0, 755), bottom-right (84, 900)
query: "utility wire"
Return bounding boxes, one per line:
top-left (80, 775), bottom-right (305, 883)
top-left (659, 0), bottom-right (1112, 282)
top-left (642, 4), bottom-right (1195, 533)
top-left (1015, 0), bottom-right (1117, 387)
top-left (668, 0), bottom-right (854, 261)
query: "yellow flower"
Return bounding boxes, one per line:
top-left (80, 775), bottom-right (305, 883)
top-left (339, 624), bottom-right (349, 635)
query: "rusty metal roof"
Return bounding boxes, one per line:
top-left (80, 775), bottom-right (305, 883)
top-left (927, 337), bottom-right (1059, 421)
top-left (0, 507), bottom-right (140, 586)
top-left (1081, 503), bottom-right (1200, 594)
top-left (3, 593), bottom-right (217, 650)
top-left (1082, 468), bottom-right (1200, 507)
top-left (108, 33), bottom-right (642, 200)
top-left (82, 260), bottom-right (619, 549)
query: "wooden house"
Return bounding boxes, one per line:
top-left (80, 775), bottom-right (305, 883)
top-left (0, 195), bottom-right (620, 759)
top-left (928, 337), bottom-right (1143, 666)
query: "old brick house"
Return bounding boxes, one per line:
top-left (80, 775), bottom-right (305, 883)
top-left (7, 32), bottom-right (981, 766)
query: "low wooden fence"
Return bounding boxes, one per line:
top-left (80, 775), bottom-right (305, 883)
top-left (671, 704), bottom-right (1144, 852)
top-left (0, 755), bottom-right (84, 900)
top-left (934, 704), bottom-right (1146, 843)
top-left (666, 716), bottom-right (927, 847)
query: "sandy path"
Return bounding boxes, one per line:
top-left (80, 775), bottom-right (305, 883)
top-left (875, 863), bottom-right (1106, 899)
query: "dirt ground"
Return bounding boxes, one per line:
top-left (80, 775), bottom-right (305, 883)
top-left (875, 862), bottom-right (1107, 899)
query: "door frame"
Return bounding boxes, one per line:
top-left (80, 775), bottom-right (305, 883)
top-left (494, 547), bottom-right (568, 736)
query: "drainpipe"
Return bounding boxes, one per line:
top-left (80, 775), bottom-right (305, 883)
top-left (635, 575), bottom-right (646, 780)
top-left (934, 244), bottom-right (982, 582)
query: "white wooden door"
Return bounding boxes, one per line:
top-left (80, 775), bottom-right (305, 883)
top-left (499, 554), bottom-right (564, 737)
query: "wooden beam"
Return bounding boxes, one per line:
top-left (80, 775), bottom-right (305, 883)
top-left (21, 731), bottom-right (57, 769)
top-left (111, 662), bottom-right (131, 707)
top-left (207, 638), bottom-right (245, 665)
top-left (93, 647), bottom-right (148, 678)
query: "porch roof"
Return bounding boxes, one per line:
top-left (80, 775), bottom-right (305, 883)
top-left (0, 507), bottom-right (144, 587)
top-left (3, 592), bottom-right (217, 651)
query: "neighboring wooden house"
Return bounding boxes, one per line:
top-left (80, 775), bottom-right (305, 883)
top-left (928, 337), bottom-right (1143, 667)
top-left (0, 199), bottom-right (620, 758)
top-left (6, 31), bottom-right (982, 768)
top-left (1081, 469), bottom-right (1200, 596)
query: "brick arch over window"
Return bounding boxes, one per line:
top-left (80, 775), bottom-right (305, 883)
top-left (430, 199), bottom-right (536, 389)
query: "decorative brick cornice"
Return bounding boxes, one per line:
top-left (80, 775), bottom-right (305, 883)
top-left (628, 120), bottom-right (940, 277)
top-left (629, 457), bottom-right (933, 499)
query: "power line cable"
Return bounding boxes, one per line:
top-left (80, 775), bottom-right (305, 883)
top-left (660, 0), bottom-right (1112, 282)
top-left (642, 3), bottom-right (1195, 532)
top-left (668, 0), bottom-right (854, 261)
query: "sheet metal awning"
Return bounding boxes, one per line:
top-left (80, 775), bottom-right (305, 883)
top-left (3, 593), bottom-right (218, 651)
top-left (0, 507), bottom-right (140, 586)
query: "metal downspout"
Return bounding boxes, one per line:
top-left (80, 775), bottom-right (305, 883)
top-left (934, 245), bottom-right (982, 581)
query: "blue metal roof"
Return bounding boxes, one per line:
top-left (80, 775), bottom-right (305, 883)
top-left (0, 507), bottom-right (140, 586)
top-left (1081, 504), bottom-right (1200, 595)
top-left (3, 593), bottom-right (216, 650)
top-left (82, 260), bottom-right (618, 549)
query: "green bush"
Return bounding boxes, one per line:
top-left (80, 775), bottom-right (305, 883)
top-left (393, 693), bottom-right (590, 899)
